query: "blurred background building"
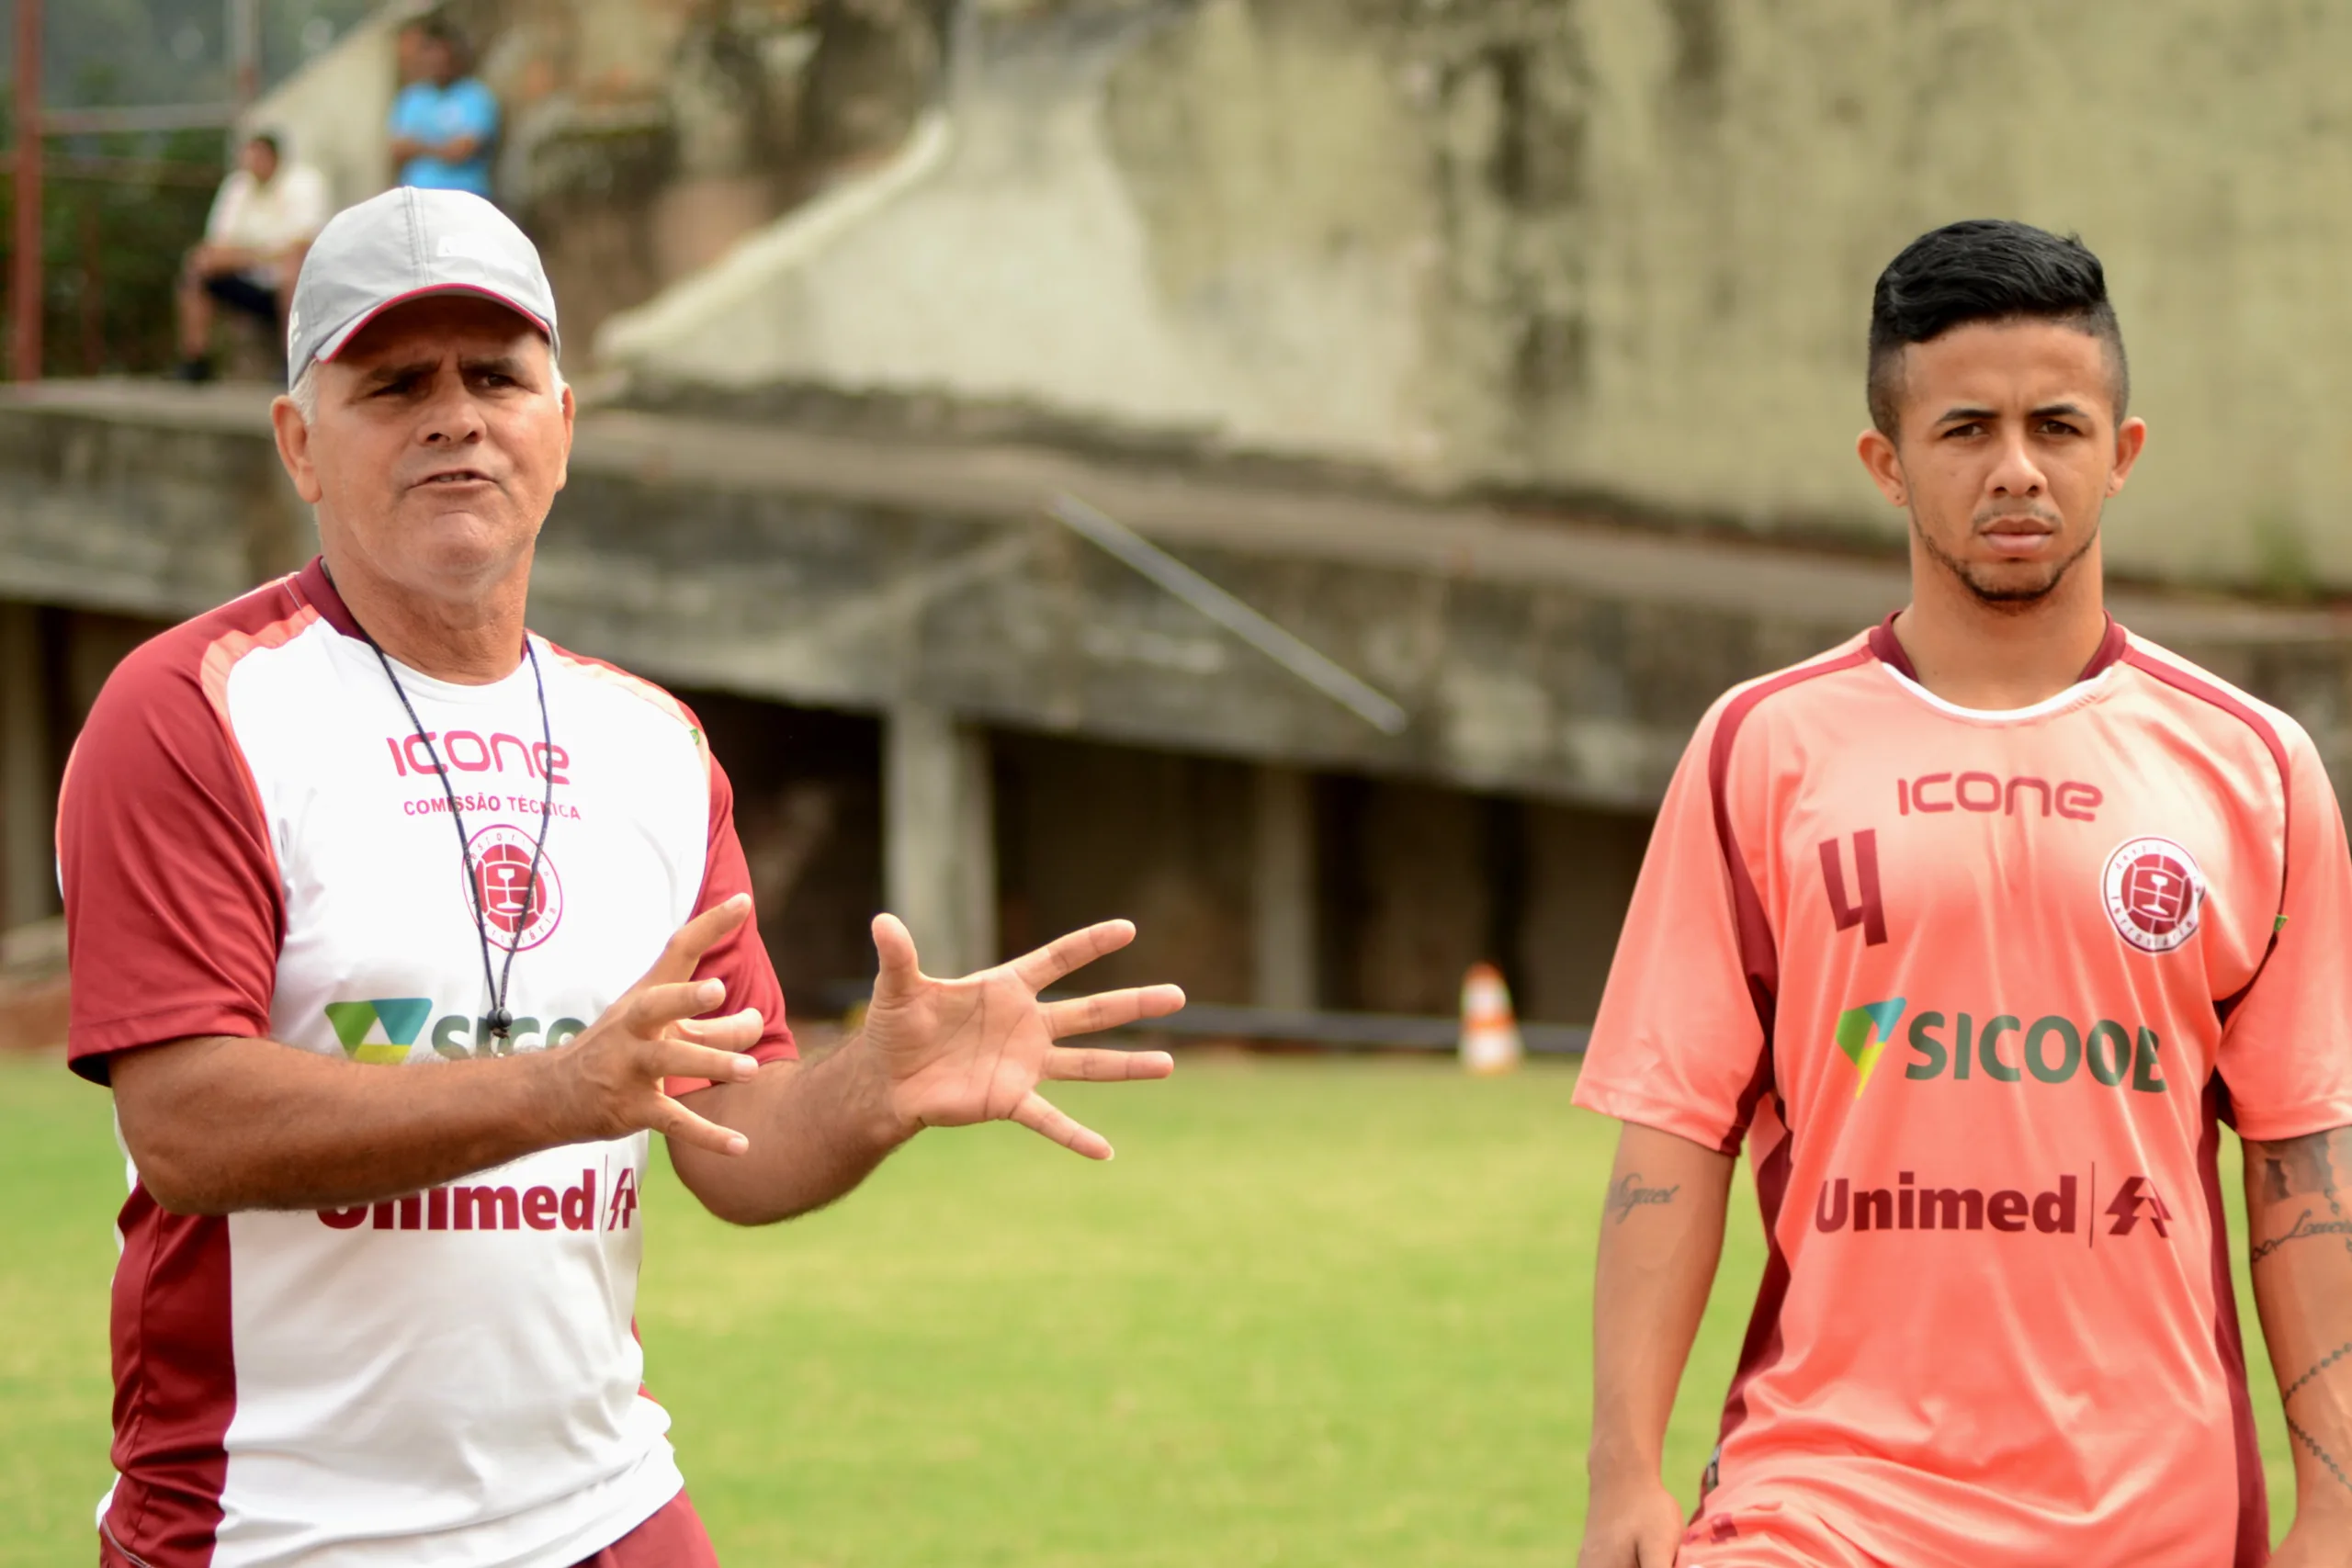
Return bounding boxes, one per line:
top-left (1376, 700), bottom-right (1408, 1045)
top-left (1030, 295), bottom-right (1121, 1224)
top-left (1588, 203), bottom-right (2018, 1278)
top-left (6, 0), bottom-right (2352, 1040)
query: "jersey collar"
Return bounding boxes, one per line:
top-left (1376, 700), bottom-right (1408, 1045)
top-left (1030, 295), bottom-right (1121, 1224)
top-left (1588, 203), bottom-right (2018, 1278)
top-left (289, 555), bottom-right (368, 641)
top-left (1867, 611), bottom-right (2127, 685)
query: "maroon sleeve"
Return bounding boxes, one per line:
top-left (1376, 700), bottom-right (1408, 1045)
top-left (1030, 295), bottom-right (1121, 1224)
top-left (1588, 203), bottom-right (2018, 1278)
top-left (60, 629), bottom-right (284, 1085)
top-left (666, 749), bottom-right (796, 1096)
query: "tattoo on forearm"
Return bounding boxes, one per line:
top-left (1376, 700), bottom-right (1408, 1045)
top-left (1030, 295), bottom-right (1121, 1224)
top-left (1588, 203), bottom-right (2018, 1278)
top-left (1606, 1172), bottom-right (1680, 1225)
top-left (2249, 1208), bottom-right (2352, 1264)
top-left (2284, 1343), bottom-right (2352, 1405)
top-left (2250, 1126), bottom-right (2352, 1268)
top-left (2289, 1416), bottom-right (2352, 1498)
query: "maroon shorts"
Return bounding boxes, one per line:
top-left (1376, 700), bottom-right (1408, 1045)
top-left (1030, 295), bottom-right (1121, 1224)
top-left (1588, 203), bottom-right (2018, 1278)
top-left (573, 1490), bottom-right (720, 1567)
top-left (101, 1490), bottom-right (717, 1567)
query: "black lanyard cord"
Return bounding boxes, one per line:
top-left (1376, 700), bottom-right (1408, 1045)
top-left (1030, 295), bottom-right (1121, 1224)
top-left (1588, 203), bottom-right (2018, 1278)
top-left (367, 634), bottom-right (559, 1043)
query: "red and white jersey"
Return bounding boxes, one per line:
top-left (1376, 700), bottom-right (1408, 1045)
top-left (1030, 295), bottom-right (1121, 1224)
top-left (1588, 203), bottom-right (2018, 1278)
top-left (60, 560), bottom-right (795, 1567)
top-left (1575, 617), bottom-right (2352, 1568)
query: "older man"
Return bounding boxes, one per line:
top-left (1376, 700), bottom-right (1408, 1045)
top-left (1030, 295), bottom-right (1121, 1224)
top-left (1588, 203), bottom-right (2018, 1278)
top-left (64, 187), bottom-right (1181, 1567)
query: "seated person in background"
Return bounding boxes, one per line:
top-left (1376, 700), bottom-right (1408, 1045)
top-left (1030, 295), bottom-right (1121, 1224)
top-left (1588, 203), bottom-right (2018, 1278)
top-left (389, 17), bottom-right (500, 199)
top-left (175, 131), bottom-right (331, 383)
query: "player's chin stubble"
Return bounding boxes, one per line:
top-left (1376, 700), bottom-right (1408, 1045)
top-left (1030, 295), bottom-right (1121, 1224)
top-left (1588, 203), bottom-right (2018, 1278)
top-left (1912, 510), bottom-right (2100, 613)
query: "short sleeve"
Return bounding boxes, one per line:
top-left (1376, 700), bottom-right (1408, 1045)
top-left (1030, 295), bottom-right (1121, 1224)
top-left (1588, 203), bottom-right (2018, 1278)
top-left (2215, 726), bottom-right (2352, 1141)
top-left (457, 83), bottom-right (501, 141)
top-left (1572, 698), bottom-right (1772, 1153)
top-left (666, 750), bottom-right (796, 1098)
top-left (59, 635), bottom-right (283, 1085)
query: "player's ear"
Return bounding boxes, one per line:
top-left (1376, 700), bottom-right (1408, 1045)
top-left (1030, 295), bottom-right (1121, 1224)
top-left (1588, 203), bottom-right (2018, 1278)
top-left (2106, 416), bottom-right (2148, 497)
top-left (1856, 427), bottom-right (1907, 508)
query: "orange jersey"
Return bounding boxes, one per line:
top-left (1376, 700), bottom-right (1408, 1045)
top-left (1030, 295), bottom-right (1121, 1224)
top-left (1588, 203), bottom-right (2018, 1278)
top-left (1575, 617), bottom-right (2352, 1568)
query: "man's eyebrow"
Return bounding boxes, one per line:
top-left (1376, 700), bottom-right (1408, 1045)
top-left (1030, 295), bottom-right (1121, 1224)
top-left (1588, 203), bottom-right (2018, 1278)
top-left (2031, 400), bottom-right (2091, 421)
top-left (1933, 405), bottom-right (1997, 425)
top-left (458, 353), bottom-right (533, 379)
top-left (353, 358), bottom-right (439, 389)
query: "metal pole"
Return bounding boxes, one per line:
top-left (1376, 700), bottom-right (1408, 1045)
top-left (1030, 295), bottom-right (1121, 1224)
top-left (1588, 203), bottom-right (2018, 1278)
top-left (11, 0), bottom-right (43, 382)
top-left (1047, 493), bottom-right (1411, 736)
top-left (228, 0), bottom-right (262, 114)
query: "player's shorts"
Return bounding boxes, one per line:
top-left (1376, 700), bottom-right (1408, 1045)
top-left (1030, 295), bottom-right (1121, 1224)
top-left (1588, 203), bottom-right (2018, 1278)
top-left (572, 1488), bottom-right (721, 1567)
top-left (1679, 1502), bottom-right (1887, 1568)
top-left (201, 272), bottom-right (279, 324)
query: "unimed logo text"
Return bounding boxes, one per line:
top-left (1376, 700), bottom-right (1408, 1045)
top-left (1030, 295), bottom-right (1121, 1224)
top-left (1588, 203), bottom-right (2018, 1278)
top-left (316, 1167), bottom-right (637, 1234)
top-left (1815, 1168), bottom-right (2172, 1242)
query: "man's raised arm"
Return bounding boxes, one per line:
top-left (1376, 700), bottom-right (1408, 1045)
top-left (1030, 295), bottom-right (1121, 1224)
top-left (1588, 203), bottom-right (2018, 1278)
top-left (2244, 1123), bottom-right (2352, 1564)
top-left (1578, 1121), bottom-right (1737, 1568)
top-left (109, 899), bottom-right (767, 1215)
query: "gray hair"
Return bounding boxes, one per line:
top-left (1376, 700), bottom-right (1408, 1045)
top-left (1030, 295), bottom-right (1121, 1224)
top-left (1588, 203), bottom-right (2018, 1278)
top-left (287, 353), bottom-right (567, 423)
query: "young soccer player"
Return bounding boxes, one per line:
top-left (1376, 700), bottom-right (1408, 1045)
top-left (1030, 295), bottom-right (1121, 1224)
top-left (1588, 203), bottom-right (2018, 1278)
top-left (1573, 220), bottom-right (2352, 1567)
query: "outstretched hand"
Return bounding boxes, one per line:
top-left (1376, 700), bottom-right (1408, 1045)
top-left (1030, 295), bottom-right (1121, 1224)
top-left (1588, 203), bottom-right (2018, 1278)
top-left (857, 913), bottom-right (1182, 1159)
top-left (543, 894), bottom-right (765, 1157)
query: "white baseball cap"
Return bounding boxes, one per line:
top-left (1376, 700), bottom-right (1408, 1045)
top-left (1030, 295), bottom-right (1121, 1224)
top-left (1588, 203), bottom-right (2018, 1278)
top-left (287, 187), bottom-right (560, 386)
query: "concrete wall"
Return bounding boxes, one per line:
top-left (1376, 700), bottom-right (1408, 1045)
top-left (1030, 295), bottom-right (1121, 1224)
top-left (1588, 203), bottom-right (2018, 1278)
top-left (239, 2), bottom-right (427, 212)
top-left (996, 732), bottom-right (1258, 1003)
top-left (602, 0), bottom-right (2352, 592)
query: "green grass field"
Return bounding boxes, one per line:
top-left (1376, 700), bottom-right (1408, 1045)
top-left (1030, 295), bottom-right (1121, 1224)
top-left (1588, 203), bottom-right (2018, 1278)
top-left (0, 1052), bottom-right (2300, 1564)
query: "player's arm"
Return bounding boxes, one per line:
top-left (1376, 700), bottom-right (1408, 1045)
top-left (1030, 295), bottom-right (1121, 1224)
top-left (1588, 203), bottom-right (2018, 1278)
top-left (109, 900), bottom-right (765, 1214)
top-left (2243, 1123), bottom-right (2352, 1556)
top-left (1579, 1121), bottom-right (1736, 1568)
top-left (669, 913), bottom-right (1181, 1226)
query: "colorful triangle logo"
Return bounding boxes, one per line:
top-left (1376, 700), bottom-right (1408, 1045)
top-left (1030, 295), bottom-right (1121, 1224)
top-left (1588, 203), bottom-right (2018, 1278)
top-left (1834, 998), bottom-right (1907, 1098)
top-left (322, 998), bottom-right (434, 1065)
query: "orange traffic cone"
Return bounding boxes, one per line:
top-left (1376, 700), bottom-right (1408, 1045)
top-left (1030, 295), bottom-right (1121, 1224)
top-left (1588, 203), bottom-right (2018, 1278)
top-left (1458, 961), bottom-right (1523, 1076)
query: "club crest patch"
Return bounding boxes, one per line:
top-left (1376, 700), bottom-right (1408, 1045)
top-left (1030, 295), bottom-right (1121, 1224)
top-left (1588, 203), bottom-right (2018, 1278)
top-left (463, 824), bottom-right (565, 952)
top-left (2103, 836), bottom-right (2205, 953)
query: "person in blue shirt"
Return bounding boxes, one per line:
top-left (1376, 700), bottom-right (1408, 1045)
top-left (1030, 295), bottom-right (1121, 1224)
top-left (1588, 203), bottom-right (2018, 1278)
top-left (387, 18), bottom-right (499, 199)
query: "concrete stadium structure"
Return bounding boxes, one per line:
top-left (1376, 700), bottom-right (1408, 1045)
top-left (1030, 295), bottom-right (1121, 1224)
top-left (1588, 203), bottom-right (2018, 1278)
top-left (6, 0), bottom-right (2352, 1032)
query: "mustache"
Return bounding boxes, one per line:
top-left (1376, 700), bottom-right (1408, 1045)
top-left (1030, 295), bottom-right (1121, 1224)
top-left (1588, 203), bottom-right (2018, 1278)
top-left (1972, 503), bottom-right (2065, 530)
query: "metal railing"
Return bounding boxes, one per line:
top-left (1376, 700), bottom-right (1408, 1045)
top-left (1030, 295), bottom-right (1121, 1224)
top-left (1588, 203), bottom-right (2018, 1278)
top-left (7, 0), bottom-right (263, 381)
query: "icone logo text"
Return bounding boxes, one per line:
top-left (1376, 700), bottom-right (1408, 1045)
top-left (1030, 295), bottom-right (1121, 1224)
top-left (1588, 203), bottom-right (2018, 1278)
top-left (386, 730), bottom-right (571, 784)
top-left (1897, 773), bottom-right (2102, 820)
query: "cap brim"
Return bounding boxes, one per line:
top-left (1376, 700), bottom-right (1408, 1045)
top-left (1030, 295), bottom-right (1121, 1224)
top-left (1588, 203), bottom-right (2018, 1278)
top-left (313, 283), bottom-right (558, 367)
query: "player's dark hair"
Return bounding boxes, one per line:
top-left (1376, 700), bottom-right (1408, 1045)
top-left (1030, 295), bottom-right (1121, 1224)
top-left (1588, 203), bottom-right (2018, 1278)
top-left (248, 130), bottom-right (282, 157)
top-left (1866, 220), bottom-right (2128, 437)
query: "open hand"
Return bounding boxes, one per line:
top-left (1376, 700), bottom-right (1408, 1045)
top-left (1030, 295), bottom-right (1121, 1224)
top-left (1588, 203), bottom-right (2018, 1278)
top-left (858, 913), bottom-right (1182, 1158)
top-left (540, 895), bottom-right (764, 1156)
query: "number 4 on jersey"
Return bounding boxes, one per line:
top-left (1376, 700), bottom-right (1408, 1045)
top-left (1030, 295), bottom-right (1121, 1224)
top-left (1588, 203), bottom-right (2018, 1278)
top-left (1819, 829), bottom-right (1888, 946)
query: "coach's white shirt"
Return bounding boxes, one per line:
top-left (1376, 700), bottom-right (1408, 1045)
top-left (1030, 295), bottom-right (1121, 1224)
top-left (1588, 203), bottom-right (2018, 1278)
top-left (62, 561), bottom-right (793, 1567)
